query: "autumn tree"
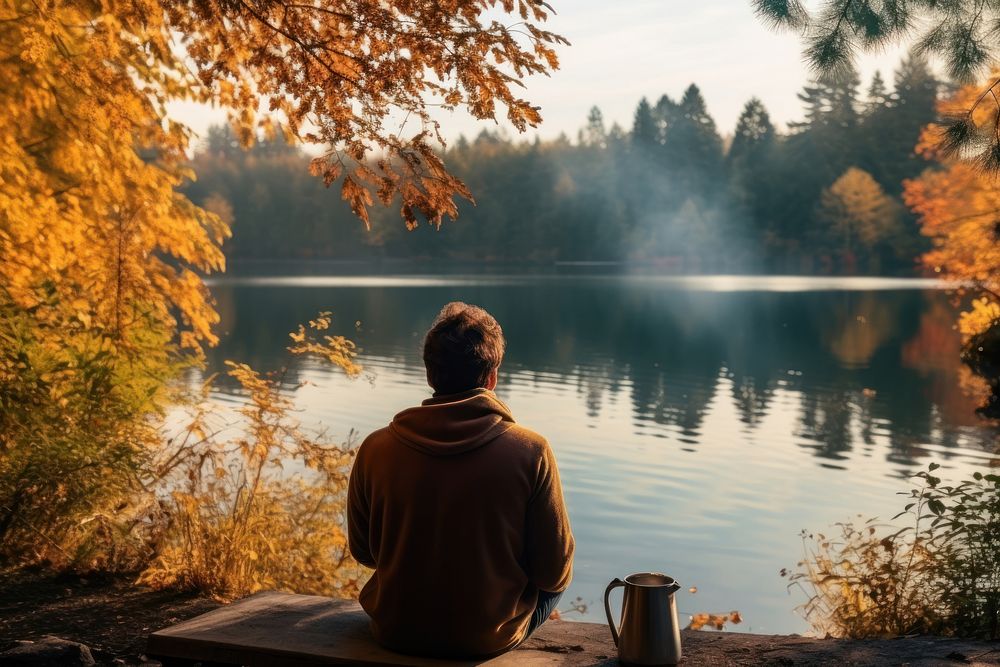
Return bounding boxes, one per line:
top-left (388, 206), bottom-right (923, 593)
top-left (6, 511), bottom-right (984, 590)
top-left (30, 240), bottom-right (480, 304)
top-left (3, 0), bottom-right (567, 354)
top-left (0, 0), bottom-right (564, 563)
top-left (817, 167), bottom-right (905, 271)
top-left (905, 162), bottom-right (1000, 306)
top-left (904, 73), bottom-right (1000, 413)
top-left (2, 1), bottom-right (227, 560)
top-left (182, 55), bottom-right (938, 273)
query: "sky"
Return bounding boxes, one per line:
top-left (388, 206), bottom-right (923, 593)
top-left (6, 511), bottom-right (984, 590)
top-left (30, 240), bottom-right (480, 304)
top-left (169, 0), bottom-right (918, 147)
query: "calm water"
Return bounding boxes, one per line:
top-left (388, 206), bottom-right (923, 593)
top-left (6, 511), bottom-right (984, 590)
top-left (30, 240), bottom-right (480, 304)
top-left (202, 273), bottom-right (998, 635)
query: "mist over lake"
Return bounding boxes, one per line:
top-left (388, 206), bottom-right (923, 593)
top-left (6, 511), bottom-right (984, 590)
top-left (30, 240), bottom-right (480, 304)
top-left (199, 270), bottom-right (999, 635)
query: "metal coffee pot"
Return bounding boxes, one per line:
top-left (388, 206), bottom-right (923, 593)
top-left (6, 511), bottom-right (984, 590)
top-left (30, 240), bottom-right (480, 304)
top-left (604, 572), bottom-right (682, 665)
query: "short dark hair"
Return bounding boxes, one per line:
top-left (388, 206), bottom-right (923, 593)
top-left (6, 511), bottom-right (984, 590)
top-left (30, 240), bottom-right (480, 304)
top-left (423, 302), bottom-right (505, 394)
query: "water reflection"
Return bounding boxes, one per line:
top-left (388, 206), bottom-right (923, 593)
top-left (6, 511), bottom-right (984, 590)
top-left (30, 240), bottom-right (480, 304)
top-left (202, 275), bottom-right (998, 634)
top-left (207, 277), bottom-right (995, 468)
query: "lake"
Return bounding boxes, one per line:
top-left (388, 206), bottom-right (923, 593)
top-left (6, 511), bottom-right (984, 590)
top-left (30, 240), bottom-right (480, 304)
top-left (201, 271), bottom-right (998, 635)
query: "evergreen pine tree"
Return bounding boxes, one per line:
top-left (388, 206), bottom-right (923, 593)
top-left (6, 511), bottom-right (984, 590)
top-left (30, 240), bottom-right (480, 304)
top-left (664, 84), bottom-right (723, 189)
top-left (774, 68), bottom-right (862, 248)
top-left (757, 0), bottom-right (1000, 171)
top-left (205, 124), bottom-right (241, 159)
top-left (729, 97), bottom-right (775, 165)
top-left (789, 80), bottom-right (831, 133)
top-left (865, 71), bottom-right (889, 114)
top-left (790, 65), bottom-right (860, 133)
top-left (863, 55), bottom-right (939, 193)
top-left (653, 94), bottom-right (678, 145)
top-left (626, 98), bottom-right (659, 243)
top-left (827, 67), bottom-right (862, 131)
top-left (632, 97), bottom-right (658, 150)
top-left (582, 106), bottom-right (607, 148)
top-left (728, 98), bottom-right (779, 245)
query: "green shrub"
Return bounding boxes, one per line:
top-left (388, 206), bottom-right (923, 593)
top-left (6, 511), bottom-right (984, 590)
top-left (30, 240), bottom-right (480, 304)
top-left (787, 463), bottom-right (1000, 639)
top-left (0, 287), bottom-right (172, 569)
top-left (918, 467), bottom-right (1000, 638)
top-left (0, 294), bottom-right (366, 605)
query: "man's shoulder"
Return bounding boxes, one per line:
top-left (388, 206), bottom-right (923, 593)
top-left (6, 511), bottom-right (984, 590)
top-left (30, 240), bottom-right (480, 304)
top-left (357, 426), bottom-right (394, 457)
top-left (498, 422), bottom-right (551, 456)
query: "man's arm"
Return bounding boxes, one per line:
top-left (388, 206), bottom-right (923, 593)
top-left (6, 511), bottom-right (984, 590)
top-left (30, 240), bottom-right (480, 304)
top-left (524, 442), bottom-right (575, 592)
top-left (347, 452), bottom-right (376, 568)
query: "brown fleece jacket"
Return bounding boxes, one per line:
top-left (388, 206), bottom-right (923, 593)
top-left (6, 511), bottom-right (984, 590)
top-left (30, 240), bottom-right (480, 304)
top-left (347, 388), bottom-right (575, 658)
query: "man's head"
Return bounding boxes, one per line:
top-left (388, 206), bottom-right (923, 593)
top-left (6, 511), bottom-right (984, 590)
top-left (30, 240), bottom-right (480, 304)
top-left (423, 302), bottom-right (506, 395)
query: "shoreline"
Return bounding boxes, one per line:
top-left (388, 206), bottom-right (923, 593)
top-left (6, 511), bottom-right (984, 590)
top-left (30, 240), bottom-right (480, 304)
top-left (4, 570), bottom-right (999, 666)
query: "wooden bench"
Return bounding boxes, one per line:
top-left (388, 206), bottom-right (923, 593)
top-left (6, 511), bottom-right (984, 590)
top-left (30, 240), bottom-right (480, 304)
top-left (146, 591), bottom-right (616, 666)
top-left (147, 591), bottom-right (1000, 666)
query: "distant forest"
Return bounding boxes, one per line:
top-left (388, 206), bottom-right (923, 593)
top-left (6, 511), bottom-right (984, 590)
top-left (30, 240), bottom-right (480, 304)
top-left (184, 56), bottom-right (940, 274)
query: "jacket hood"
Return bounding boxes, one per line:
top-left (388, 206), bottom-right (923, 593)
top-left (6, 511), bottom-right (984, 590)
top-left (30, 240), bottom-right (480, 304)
top-left (389, 388), bottom-right (516, 456)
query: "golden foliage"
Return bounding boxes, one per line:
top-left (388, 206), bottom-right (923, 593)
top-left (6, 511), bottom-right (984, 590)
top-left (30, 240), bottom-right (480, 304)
top-left (686, 611), bottom-right (742, 632)
top-left (784, 519), bottom-right (943, 638)
top-left (905, 72), bottom-right (1000, 418)
top-left (816, 167), bottom-right (904, 269)
top-left (1, 0), bottom-right (225, 564)
top-left (904, 162), bottom-right (1000, 314)
top-left (2, 0), bottom-right (564, 350)
top-left (959, 298), bottom-right (1000, 338)
top-left (140, 316), bottom-right (364, 600)
top-left (904, 72), bottom-right (1000, 340)
top-left (166, 0), bottom-right (566, 227)
top-left (824, 294), bottom-right (897, 368)
top-left (788, 465), bottom-right (1000, 639)
top-left (1, 0), bottom-right (229, 355)
top-left (287, 312), bottom-right (362, 376)
top-left (0, 0), bottom-right (560, 571)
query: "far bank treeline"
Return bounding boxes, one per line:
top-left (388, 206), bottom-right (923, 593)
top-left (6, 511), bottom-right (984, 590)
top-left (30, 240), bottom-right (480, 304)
top-left (185, 57), bottom-right (939, 273)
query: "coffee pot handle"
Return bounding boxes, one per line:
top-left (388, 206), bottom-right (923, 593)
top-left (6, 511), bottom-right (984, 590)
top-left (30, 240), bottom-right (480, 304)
top-left (603, 577), bottom-right (625, 646)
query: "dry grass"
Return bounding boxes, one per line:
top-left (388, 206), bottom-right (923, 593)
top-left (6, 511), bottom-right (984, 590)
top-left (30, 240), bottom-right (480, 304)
top-left (786, 464), bottom-right (1000, 639)
top-left (138, 314), bottom-right (366, 600)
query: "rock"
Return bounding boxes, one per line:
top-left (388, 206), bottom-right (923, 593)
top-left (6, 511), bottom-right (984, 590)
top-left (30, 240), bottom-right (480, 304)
top-left (0, 636), bottom-right (96, 666)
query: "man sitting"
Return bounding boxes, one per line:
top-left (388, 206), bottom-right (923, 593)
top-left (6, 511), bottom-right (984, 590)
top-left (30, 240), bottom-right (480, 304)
top-left (348, 302), bottom-right (575, 658)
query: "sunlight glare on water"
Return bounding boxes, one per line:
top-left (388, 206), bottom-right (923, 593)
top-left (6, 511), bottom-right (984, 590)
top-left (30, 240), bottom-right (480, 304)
top-left (208, 273), bottom-right (951, 292)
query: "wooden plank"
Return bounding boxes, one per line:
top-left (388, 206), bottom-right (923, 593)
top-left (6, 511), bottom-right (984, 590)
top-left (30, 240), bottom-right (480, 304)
top-left (148, 591), bottom-right (1000, 666)
top-left (148, 592), bottom-right (449, 666)
top-left (146, 591), bottom-right (605, 666)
